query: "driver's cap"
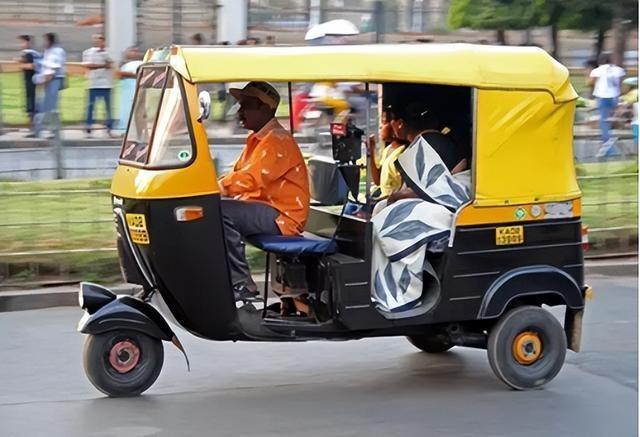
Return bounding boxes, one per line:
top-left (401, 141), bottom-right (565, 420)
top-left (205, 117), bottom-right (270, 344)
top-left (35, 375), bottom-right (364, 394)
top-left (229, 81), bottom-right (280, 110)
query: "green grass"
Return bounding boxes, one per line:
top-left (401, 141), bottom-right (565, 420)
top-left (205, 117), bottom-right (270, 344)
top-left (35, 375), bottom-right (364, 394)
top-left (0, 159), bottom-right (636, 284)
top-left (0, 72), bottom-right (289, 126)
top-left (0, 178), bottom-right (263, 284)
top-left (0, 68), bottom-right (582, 126)
top-left (577, 160), bottom-right (638, 230)
top-left (0, 72), bottom-right (118, 125)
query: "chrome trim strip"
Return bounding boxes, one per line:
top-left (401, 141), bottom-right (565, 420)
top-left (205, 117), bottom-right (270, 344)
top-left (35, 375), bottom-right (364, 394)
top-left (453, 271), bottom-right (500, 279)
top-left (449, 295), bottom-right (482, 301)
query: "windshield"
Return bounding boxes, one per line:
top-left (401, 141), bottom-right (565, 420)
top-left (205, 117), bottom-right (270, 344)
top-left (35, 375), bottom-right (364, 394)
top-left (120, 67), bottom-right (194, 167)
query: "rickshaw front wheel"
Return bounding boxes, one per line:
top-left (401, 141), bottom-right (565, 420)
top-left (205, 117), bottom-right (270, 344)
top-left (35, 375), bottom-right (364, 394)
top-left (406, 331), bottom-right (453, 353)
top-left (487, 306), bottom-right (567, 390)
top-left (83, 329), bottom-right (164, 397)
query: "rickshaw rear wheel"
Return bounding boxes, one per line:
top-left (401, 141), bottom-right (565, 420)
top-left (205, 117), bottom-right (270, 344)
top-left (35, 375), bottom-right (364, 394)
top-left (83, 329), bottom-right (164, 397)
top-left (487, 305), bottom-right (566, 390)
top-left (406, 332), bottom-right (453, 353)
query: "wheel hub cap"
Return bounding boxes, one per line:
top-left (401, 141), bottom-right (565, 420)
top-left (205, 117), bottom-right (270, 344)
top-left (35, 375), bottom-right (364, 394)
top-left (109, 340), bottom-right (141, 373)
top-left (512, 331), bottom-right (542, 365)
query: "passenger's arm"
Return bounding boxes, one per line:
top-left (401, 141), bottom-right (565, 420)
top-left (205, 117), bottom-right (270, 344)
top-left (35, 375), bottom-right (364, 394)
top-left (387, 187), bottom-right (418, 205)
top-left (367, 135), bottom-right (382, 186)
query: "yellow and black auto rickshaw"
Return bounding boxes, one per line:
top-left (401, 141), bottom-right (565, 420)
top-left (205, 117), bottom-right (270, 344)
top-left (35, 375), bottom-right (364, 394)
top-left (77, 44), bottom-right (590, 396)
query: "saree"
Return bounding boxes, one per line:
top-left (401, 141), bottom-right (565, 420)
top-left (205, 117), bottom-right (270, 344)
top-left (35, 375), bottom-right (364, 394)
top-left (371, 136), bottom-right (470, 313)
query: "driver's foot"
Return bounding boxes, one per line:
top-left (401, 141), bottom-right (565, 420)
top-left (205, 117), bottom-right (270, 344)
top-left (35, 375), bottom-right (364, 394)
top-left (233, 285), bottom-right (261, 302)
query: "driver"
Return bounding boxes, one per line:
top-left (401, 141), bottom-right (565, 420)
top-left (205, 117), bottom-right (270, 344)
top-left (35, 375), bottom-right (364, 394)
top-left (219, 82), bottom-right (310, 302)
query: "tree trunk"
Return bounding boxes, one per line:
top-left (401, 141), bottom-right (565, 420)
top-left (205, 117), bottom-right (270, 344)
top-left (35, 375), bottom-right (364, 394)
top-left (594, 28), bottom-right (606, 59)
top-left (550, 24), bottom-right (559, 59)
top-left (496, 29), bottom-right (507, 45)
top-left (612, 16), bottom-right (627, 67)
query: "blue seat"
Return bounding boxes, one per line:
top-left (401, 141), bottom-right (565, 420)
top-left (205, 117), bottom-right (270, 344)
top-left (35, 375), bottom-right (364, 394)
top-left (246, 233), bottom-right (337, 256)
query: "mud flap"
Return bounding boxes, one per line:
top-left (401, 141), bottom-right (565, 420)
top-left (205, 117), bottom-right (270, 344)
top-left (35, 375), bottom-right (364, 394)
top-left (564, 308), bottom-right (584, 352)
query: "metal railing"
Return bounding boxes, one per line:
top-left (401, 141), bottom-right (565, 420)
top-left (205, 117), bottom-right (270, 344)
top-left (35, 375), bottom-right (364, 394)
top-left (0, 155), bottom-right (637, 286)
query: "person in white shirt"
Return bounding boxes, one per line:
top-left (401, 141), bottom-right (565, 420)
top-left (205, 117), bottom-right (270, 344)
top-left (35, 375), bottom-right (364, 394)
top-left (33, 32), bottom-right (66, 138)
top-left (82, 34), bottom-right (113, 137)
top-left (115, 46), bottom-right (143, 131)
top-left (589, 53), bottom-right (626, 157)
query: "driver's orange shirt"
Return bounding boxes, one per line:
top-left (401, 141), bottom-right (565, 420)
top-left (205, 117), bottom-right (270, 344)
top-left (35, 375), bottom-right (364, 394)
top-left (219, 118), bottom-right (310, 235)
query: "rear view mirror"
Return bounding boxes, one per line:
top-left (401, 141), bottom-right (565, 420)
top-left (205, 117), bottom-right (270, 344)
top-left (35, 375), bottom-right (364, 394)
top-left (197, 91), bottom-right (211, 122)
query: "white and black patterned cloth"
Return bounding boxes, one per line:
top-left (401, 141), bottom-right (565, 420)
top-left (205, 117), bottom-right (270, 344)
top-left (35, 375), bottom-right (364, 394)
top-left (371, 136), bottom-right (470, 313)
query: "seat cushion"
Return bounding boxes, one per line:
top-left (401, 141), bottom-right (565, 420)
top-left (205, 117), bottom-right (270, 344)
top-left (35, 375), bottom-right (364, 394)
top-left (246, 233), bottom-right (337, 256)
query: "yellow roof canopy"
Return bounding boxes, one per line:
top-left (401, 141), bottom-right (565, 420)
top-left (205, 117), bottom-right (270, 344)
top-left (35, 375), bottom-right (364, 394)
top-left (167, 43), bottom-right (577, 103)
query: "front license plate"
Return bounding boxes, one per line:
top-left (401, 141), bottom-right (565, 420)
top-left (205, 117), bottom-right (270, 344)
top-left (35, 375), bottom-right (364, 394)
top-left (495, 225), bottom-right (524, 245)
top-left (125, 213), bottom-right (150, 245)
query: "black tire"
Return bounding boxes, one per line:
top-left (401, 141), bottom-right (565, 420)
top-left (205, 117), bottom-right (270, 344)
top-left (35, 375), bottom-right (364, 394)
top-left (407, 332), bottom-right (454, 353)
top-left (83, 330), bottom-right (164, 397)
top-left (487, 305), bottom-right (567, 390)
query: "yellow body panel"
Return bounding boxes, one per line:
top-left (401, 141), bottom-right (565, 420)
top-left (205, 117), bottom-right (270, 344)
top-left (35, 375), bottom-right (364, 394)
top-left (169, 44), bottom-right (577, 103)
top-left (111, 79), bottom-right (220, 199)
top-left (474, 89), bottom-right (580, 207)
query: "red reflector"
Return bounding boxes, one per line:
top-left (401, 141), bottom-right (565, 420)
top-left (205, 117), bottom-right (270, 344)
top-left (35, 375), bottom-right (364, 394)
top-left (175, 206), bottom-right (204, 222)
top-left (330, 123), bottom-right (346, 136)
top-left (581, 226), bottom-right (589, 251)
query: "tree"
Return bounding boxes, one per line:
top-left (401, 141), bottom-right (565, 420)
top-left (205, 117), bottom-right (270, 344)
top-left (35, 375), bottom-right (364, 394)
top-left (555, 0), bottom-right (613, 59)
top-left (448, 0), bottom-right (545, 45)
top-left (554, 0), bottom-right (637, 64)
top-left (610, 0), bottom-right (638, 66)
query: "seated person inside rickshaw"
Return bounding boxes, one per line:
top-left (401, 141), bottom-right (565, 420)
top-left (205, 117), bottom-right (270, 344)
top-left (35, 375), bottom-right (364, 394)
top-left (370, 102), bottom-right (471, 313)
top-left (371, 102), bottom-right (468, 213)
top-left (365, 106), bottom-right (409, 201)
top-left (218, 82), bottom-right (310, 302)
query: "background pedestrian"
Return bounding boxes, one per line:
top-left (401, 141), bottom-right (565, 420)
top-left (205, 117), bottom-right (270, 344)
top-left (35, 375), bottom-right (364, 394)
top-left (14, 35), bottom-right (40, 134)
top-left (589, 53), bottom-right (626, 157)
top-left (32, 32), bottom-right (66, 138)
top-left (115, 46), bottom-right (143, 132)
top-left (82, 34), bottom-right (113, 137)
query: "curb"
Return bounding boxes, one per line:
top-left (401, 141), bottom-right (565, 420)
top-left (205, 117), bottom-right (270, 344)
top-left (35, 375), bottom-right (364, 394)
top-left (0, 283), bottom-right (139, 312)
top-left (583, 257), bottom-right (638, 277)
top-left (0, 261), bottom-right (636, 313)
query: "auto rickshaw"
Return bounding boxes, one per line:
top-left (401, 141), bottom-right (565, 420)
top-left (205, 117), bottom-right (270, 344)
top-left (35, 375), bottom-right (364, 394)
top-left (77, 43), bottom-right (590, 396)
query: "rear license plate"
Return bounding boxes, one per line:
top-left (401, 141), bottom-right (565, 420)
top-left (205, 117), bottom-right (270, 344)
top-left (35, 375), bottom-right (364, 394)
top-left (125, 213), bottom-right (150, 245)
top-left (495, 225), bottom-right (524, 245)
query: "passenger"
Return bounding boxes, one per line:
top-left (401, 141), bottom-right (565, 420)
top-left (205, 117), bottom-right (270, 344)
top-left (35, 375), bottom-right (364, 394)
top-left (219, 82), bottom-right (310, 302)
top-left (366, 106), bottom-right (409, 200)
top-left (370, 102), bottom-right (471, 313)
top-left (382, 102), bottom-right (468, 207)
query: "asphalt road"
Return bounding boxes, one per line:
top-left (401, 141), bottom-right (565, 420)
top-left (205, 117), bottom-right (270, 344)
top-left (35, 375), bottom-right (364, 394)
top-left (0, 274), bottom-right (636, 437)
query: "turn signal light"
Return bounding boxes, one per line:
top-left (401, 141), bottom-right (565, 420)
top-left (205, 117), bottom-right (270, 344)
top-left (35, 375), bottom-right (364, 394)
top-left (175, 206), bottom-right (204, 222)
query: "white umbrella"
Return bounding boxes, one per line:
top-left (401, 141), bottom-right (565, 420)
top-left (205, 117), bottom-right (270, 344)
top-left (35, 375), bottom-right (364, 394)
top-left (304, 19), bottom-right (360, 41)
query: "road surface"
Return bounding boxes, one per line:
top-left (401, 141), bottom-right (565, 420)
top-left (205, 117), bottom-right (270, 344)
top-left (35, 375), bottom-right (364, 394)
top-left (0, 274), bottom-right (636, 436)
